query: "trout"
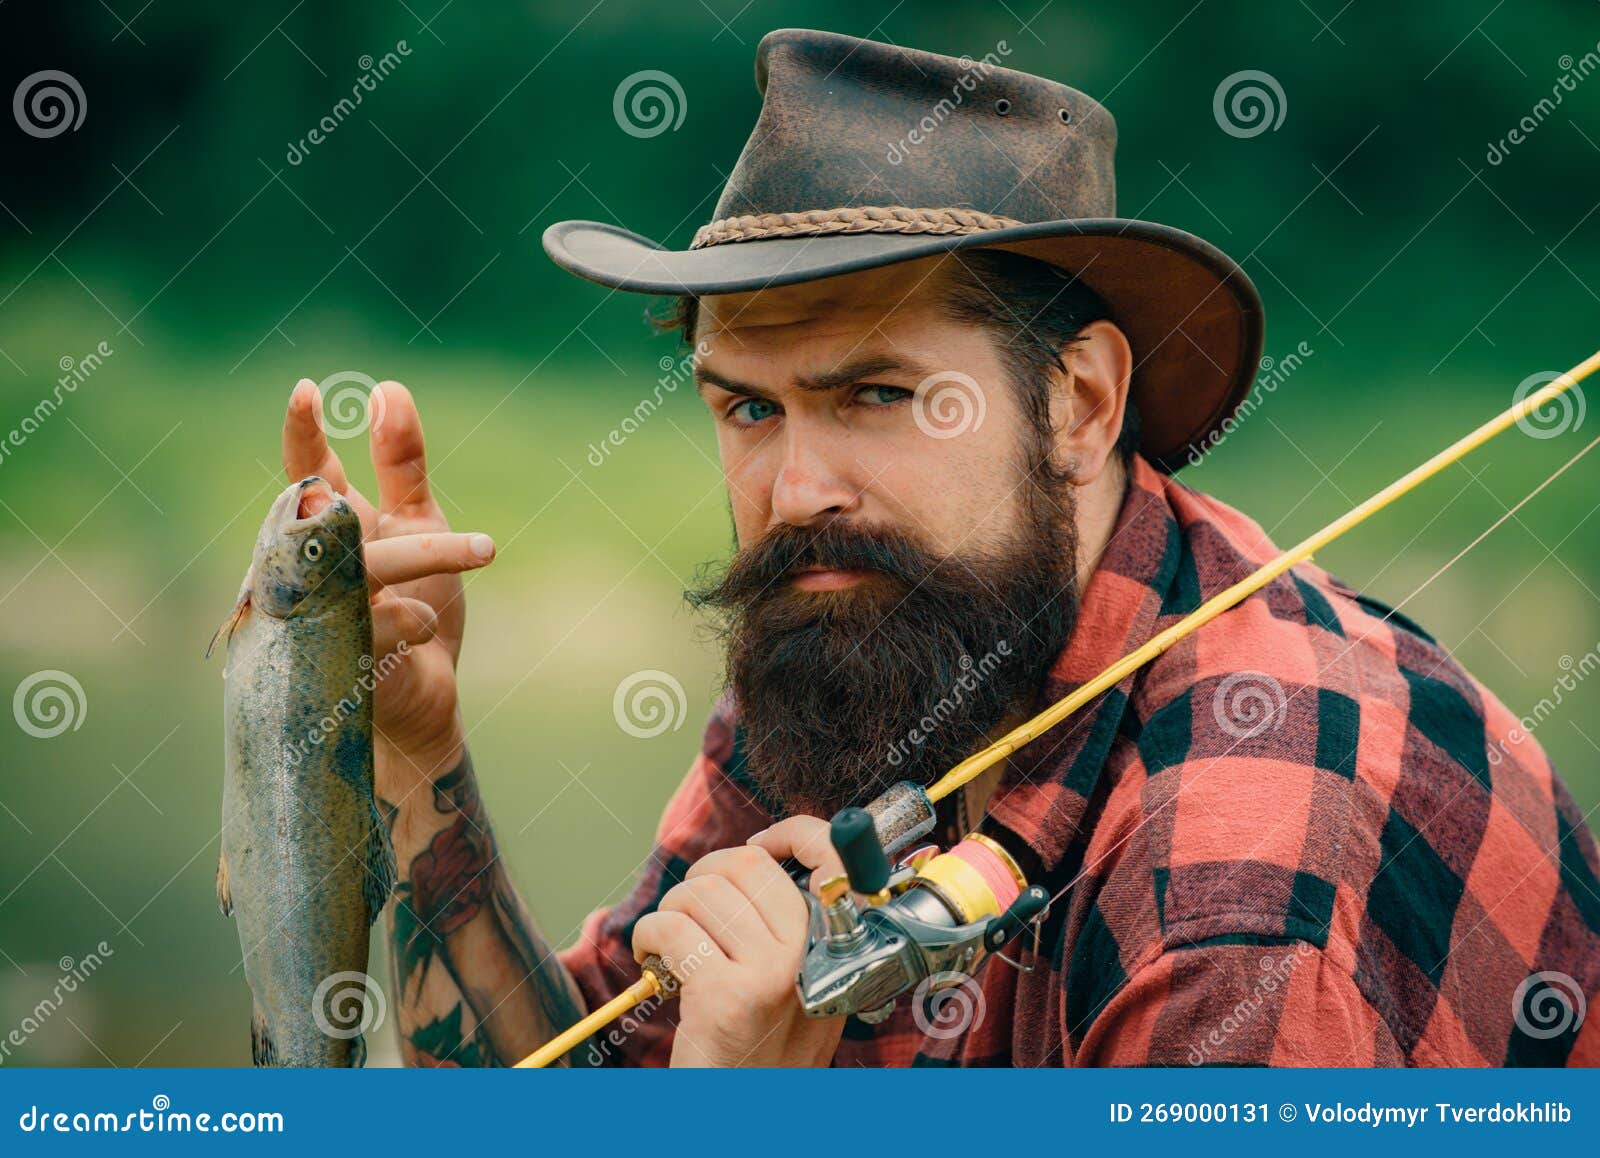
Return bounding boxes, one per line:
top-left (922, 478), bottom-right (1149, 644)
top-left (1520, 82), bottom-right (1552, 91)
top-left (212, 476), bottom-right (395, 1066)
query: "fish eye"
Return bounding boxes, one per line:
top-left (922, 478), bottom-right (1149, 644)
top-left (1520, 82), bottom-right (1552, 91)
top-left (302, 538), bottom-right (324, 562)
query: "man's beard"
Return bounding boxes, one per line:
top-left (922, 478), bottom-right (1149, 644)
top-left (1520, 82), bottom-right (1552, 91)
top-left (687, 462), bottom-right (1080, 819)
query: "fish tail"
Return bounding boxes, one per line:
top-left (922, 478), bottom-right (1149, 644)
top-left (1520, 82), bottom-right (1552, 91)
top-left (250, 1003), bottom-right (278, 1067)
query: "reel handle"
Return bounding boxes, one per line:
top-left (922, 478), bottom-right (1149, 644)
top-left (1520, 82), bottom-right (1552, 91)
top-left (772, 781), bottom-right (940, 894)
top-left (831, 807), bottom-right (892, 895)
top-left (983, 884), bottom-right (1050, 952)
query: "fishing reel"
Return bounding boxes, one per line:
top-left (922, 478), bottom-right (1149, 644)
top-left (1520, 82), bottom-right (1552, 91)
top-left (794, 784), bottom-right (1050, 1025)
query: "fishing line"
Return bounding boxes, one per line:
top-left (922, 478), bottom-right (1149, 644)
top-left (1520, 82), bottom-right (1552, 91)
top-left (1390, 426), bottom-right (1600, 617)
top-left (1034, 408), bottom-right (1600, 919)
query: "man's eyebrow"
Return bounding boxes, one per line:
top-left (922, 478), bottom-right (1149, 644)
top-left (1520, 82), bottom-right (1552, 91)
top-left (800, 355), bottom-right (938, 392)
top-left (694, 366), bottom-right (771, 399)
top-left (695, 355), bottom-right (938, 398)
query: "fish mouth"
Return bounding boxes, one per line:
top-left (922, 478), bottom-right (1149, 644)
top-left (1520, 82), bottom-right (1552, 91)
top-left (272, 476), bottom-right (349, 532)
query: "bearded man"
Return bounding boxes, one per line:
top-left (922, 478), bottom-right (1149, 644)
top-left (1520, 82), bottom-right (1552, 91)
top-left (279, 30), bottom-right (1599, 1067)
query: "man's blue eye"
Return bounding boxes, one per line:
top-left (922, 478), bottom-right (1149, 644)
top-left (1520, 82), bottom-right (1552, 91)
top-left (731, 398), bottom-right (779, 424)
top-left (858, 384), bottom-right (911, 405)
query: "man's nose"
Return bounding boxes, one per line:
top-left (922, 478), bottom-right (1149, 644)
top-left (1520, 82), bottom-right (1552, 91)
top-left (768, 425), bottom-right (861, 527)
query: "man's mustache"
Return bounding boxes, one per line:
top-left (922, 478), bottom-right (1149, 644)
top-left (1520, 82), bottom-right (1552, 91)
top-left (689, 521), bottom-right (940, 608)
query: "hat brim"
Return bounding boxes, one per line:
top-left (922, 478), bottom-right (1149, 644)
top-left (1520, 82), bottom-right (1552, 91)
top-left (543, 217), bottom-right (1263, 473)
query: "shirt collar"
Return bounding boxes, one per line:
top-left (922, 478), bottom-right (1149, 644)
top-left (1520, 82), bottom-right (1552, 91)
top-left (979, 454), bottom-right (1185, 879)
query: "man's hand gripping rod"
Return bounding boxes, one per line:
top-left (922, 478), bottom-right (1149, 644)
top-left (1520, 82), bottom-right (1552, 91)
top-left (517, 348), bottom-right (1600, 1068)
top-left (515, 779), bottom-right (1027, 1066)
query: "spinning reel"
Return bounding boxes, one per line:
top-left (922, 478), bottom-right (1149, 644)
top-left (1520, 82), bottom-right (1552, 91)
top-left (794, 784), bottom-right (1049, 1024)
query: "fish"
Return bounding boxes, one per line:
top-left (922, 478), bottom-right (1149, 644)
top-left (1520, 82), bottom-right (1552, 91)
top-left (211, 475), bottom-right (395, 1067)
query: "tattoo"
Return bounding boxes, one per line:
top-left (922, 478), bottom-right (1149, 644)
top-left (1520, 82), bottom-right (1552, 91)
top-left (392, 810), bottom-right (490, 982)
top-left (384, 749), bottom-right (591, 1066)
top-left (407, 1005), bottom-right (494, 1068)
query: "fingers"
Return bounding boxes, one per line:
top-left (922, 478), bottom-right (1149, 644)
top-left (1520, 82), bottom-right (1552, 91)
top-left (683, 845), bottom-right (808, 947)
top-left (659, 875), bottom-right (774, 963)
top-left (282, 379), bottom-right (378, 527)
top-left (368, 381), bottom-right (436, 517)
top-left (748, 816), bottom-right (845, 896)
top-left (372, 593), bottom-right (438, 654)
top-left (283, 379), bottom-right (348, 490)
top-left (631, 909), bottom-right (724, 975)
top-left (364, 531), bottom-right (496, 589)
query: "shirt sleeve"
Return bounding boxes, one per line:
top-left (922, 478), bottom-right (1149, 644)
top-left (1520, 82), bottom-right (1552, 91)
top-left (1074, 938), bottom-right (1405, 1066)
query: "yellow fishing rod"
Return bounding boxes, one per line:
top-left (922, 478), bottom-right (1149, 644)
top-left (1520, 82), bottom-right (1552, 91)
top-left (517, 347), bottom-right (1600, 1069)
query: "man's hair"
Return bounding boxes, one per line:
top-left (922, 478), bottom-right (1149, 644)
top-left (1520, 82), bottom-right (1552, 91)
top-left (649, 249), bottom-right (1141, 467)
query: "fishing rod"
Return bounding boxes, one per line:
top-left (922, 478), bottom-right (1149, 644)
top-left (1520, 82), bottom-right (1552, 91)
top-left (516, 347), bottom-right (1600, 1069)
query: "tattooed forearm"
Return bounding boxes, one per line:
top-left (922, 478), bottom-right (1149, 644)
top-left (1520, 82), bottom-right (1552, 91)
top-left (381, 748), bottom-right (592, 1066)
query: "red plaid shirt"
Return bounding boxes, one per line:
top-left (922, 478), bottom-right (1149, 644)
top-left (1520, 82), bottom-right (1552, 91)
top-left (559, 455), bottom-right (1600, 1066)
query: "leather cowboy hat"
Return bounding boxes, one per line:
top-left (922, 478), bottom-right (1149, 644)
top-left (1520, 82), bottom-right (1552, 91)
top-left (543, 28), bottom-right (1264, 472)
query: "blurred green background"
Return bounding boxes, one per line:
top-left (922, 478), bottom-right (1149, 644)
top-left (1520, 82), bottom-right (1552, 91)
top-left (1, 1), bottom-right (1598, 1065)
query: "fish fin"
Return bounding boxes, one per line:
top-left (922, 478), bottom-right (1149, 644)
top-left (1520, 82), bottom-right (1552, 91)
top-left (250, 1004), bottom-right (278, 1067)
top-left (215, 852), bottom-right (233, 917)
top-left (207, 583), bottom-right (252, 659)
top-left (363, 802), bottom-right (397, 924)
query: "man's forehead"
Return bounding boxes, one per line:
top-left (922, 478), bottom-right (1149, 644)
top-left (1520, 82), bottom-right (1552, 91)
top-left (697, 255), bottom-right (953, 342)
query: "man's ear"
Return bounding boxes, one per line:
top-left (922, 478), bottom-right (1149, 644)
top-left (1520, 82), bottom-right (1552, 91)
top-left (1045, 319), bottom-right (1133, 484)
